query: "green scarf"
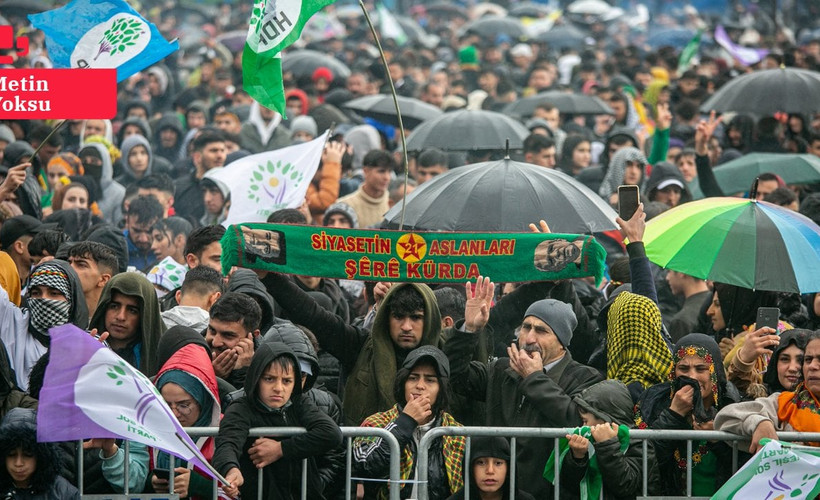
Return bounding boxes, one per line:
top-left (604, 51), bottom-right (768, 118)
top-left (544, 425), bottom-right (630, 500)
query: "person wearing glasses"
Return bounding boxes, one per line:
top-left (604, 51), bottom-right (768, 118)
top-left (150, 326), bottom-right (222, 499)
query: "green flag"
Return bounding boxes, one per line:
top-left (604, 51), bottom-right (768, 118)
top-left (243, 0), bottom-right (336, 115)
top-left (677, 28), bottom-right (704, 73)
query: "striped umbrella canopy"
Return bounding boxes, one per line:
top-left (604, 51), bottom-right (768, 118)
top-left (643, 197), bottom-right (820, 293)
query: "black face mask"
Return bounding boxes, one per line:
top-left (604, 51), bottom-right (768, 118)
top-left (84, 162), bottom-right (103, 183)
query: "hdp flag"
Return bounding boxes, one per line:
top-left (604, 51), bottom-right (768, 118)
top-left (677, 28), bottom-right (704, 73)
top-left (712, 440), bottom-right (820, 499)
top-left (28, 0), bottom-right (179, 83)
top-left (208, 130), bottom-right (328, 225)
top-left (243, 0), bottom-right (336, 115)
top-left (714, 25), bottom-right (769, 67)
top-left (36, 324), bottom-right (221, 483)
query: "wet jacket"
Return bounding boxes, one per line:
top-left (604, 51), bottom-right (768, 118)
top-left (153, 114), bottom-right (184, 164)
top-left (212, 342), bottom-right (343, 500)
top-left (89, 272), bottom-right (166, 377)
top-left (262, 273), bottom-right (442, 426)
top-left (445, 325), bottom-right (603, 498)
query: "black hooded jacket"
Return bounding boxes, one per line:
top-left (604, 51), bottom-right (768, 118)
top-left (212, 342), bottom-right (343, 500)
top-left (262, 321), bottom-right (346, 499)
top-left (0, 409), bottom-right (80, 500)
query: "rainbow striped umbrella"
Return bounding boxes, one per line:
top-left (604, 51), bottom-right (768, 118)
top-left (644, 197), bottom-right (820, 293)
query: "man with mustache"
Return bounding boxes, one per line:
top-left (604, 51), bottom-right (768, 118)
top-left (445, 295), bottom-right (603, 498)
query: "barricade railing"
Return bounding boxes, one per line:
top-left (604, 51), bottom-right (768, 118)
top-left (75, 426), bottom-right (402, 500)
top-left (75, 425), bottom-right (820, 500)
top-left (415, 426), bottom-right (820, 500)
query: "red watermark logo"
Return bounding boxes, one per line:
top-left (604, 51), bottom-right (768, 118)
top-left (0, 68), bottom-right (117, 119)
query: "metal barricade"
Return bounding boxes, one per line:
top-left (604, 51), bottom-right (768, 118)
top-left (415, 426), bottom-right (820, 500)
top-left (74, 426), bottom-right (402, 500)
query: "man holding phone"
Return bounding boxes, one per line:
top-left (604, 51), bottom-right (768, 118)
top-left (205, 292), bottom-right (262, 388)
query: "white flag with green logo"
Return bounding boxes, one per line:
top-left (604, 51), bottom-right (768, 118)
top-left (377, 3), bottom-right (408, 45)
top-left (712, 440), bottom-right (820, 499)
top-left (243, 0), bottom-right (336, 115)
top-left (208, 131), bottom-right (328, 225)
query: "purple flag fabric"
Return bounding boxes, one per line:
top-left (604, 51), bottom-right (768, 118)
top-left (714, 25), bottom-right (769, 66)
top-left (36, 324), bottom-right (218, 480)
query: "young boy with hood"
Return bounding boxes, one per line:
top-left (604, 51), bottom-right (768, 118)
top-left (213, 342), bottom-right (343, 500)
top-left (0, 260), bottom-right (88, 390)
top-left (88, 272), bottom-right (166, 377)
top-left (558, 379), bottom-right (659, 499)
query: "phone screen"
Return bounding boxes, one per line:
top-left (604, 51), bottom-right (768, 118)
top-left (618, 185), bottom-right (640, 220)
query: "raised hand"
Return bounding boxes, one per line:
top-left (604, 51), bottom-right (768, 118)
top-left (464, 276), bottom-right (495, 332)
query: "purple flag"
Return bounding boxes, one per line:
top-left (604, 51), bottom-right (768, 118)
top-left (36, 324), bottom-right (221, 482)
top-left (714, 25), bottom-right (769, 66)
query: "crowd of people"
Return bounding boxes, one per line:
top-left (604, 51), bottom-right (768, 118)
top-left (1, 0), bottom-right (820, 498)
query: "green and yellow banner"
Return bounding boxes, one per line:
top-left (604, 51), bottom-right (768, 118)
top-left (221, 224), bottom-right (607, 283)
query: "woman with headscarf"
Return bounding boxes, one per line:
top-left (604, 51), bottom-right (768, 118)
top-left (42, 152), bottom-right (83, 215)
top-left (606, 291), bottom-right (673, 402)
top-left (353, 346), bottom-right (466, 500)
top-left (447, 436), bottom-right (535, 500)
top-left (150, 326), bottom-right (221, 499)
top-left (722, 114), bottom-right (754, 155)
top-left (634, 334), bottom-right (742, 496)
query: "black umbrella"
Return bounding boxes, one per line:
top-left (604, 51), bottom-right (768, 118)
top-left (509, 2), bottom-right (552, 18)
top-left (700, 68), bottom-right (820, 116)
top-left (533, 24), bottom-right (590, 49)
top-left (343, 95), bottom-right (442, 129)
top-left (405, 110), bottom-right (529, 152)
top-left (215, 30), bottom-right (246, 53)
top-left (382, 157), bottom-right (618, 232)
top-left (424, 2), bottom-right (469, 19)
top-left (282, 50), bottom-right (351, 80)
top-left (459, 16), bottom-right (527, 40)
top-left (504, 91), bottom-right (614, 118)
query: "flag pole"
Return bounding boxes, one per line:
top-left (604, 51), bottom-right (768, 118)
top-left (358, 0), bottom-right (410, 231)
top-left (174, 433), bottom-right (231, 486)
top-left (28, 119), bottom-right (67, 163)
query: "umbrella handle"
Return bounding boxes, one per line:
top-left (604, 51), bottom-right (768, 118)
top-left (358, 0), bottom-right (410, 230)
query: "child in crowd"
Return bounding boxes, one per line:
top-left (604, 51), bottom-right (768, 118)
top-left (212, 342), bottom-right (342, 499)
top-left (0, 408), bottom-right (80, 499)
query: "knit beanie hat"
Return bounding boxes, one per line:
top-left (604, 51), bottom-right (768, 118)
top-left (290, 116), bottom-right (318, 138)
top-left (523, 299), bottom-right (577, 348)
top-left (469, 436), bottom-right (510, 463)
top-left (322, 202), bottom-right (358, 228)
